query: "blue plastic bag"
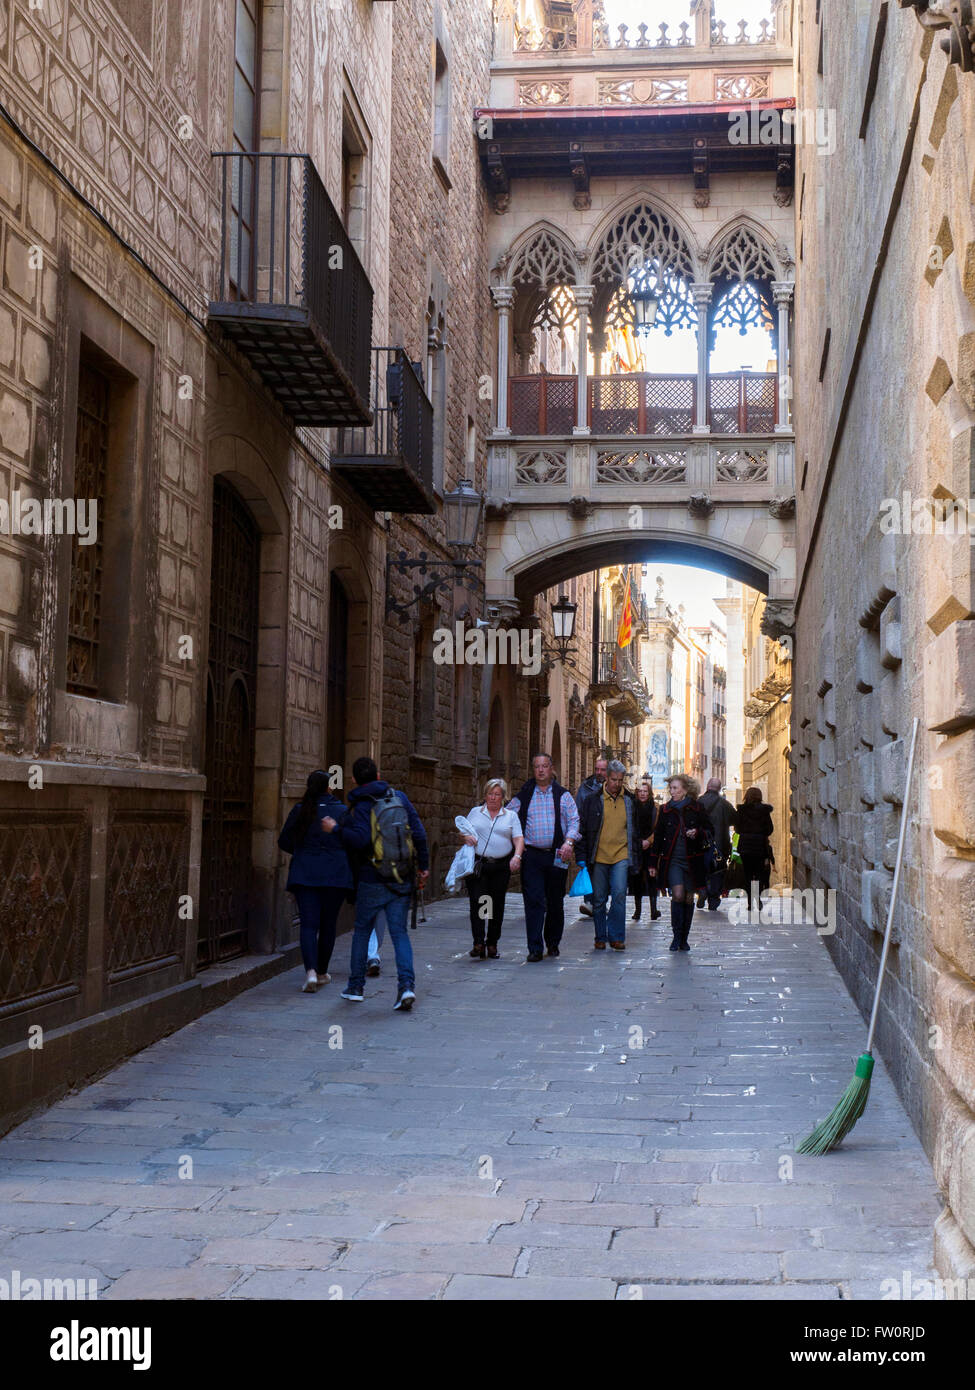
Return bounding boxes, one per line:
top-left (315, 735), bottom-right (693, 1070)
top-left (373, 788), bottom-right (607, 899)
top-left (568, 862), bottom-right (593, 897)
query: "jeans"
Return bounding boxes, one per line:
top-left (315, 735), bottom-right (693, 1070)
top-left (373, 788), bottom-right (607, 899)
top-left (467, 857), bottom-right (510, 944)
top-left (347, 880), bottom-right (414, 992)
top-left (292, 885), bottom-right (347, 973)
top-left (590, 859), bottom-right (629, 944)
top-left (520, 846), bottom-right (567, 954)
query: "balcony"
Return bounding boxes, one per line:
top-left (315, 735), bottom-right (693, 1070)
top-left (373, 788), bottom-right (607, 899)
top-left (332, 349), bottom-right (436, 514)
top-left (590, 640), bottom-right (649, 719)
top-left (209, 153), bottom-right (372, 426)
top-left (508, 371), bottom-right (776, 436)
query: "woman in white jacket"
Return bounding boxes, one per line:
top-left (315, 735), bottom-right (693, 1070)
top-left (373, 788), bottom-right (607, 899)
top-left (459, 778), bottom-right (524, 959)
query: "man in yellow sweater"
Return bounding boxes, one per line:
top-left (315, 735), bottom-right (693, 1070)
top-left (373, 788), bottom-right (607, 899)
top-left (577, 760), bottom-right (639, 951)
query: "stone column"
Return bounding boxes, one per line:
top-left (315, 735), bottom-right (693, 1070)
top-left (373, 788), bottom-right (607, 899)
top-left (772, 280), bottom-right (794, 433)
top-left (491, 286), bottom-right (514, 435)
top-left (573, 285), bottom-right (593, 435)
top-left (692, 282), bottom-right (713, 434)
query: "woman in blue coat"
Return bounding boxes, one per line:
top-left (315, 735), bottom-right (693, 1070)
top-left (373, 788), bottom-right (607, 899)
top-left (278, 770), bottom-right (353, 992)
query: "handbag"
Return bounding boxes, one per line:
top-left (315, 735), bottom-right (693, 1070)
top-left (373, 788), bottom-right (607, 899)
top-left (472, 812), bottom-right (498, 878)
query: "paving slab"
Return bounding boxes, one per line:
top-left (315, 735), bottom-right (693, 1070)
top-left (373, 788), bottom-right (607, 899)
top-left (0, 894), bottom-right (939, 1299)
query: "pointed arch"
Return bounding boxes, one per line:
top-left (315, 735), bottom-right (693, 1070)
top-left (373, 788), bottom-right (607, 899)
top-left (588, 194), bottom-right (701, 337)
top-left (498, 220), bottom-right (581, 290)
top-left (588, 192), bottom-right (701, 283)
top-left (706, 216), bottom-right (782, 342)
top-left (705, 215), bottom-right (783, 283)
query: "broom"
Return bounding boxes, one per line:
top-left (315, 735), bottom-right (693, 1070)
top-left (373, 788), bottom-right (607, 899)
top-left (796, 715), bottom-right (920, 1155)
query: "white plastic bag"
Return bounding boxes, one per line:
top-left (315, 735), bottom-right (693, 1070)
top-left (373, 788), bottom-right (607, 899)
top-left (445, 844), bottom-right (475, 892)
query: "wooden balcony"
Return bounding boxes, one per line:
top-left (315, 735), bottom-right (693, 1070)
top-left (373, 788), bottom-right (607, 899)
top-left (508, 371), bottom-right (777, 436)
top-left (209, 153), bottom-right (372, 426)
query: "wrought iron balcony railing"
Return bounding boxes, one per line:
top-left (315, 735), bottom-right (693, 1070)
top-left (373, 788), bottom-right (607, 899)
top-left (209, 152), bottom-right (372, 426)
top-left (507, 371), bottom-right (776, 436)
top-left (332, 348), bottom-right (436, 514)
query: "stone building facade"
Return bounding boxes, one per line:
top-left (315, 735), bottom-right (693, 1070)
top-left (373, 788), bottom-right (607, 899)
top-left (0, 0), bottom-right (492, 1127)
top-left (791, 0), bottom-right (975, 1281)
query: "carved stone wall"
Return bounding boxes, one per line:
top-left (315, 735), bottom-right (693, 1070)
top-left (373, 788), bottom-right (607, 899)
top-left (793, 0), bottom-right (975, 1283)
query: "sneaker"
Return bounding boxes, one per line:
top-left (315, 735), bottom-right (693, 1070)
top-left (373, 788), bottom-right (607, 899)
top-left (340, 987), bottom-right (364, 1002)
top-left (394, 988), bottom-right (416, 1011)
top-left (366, 958), bottom-right (381, 977)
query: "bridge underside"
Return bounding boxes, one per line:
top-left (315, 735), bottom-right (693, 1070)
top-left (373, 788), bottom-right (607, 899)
top-left (486, 508), bottom-right (795, 609)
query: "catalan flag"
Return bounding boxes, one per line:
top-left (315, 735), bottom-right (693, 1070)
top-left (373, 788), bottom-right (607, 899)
top-left (617, 571), bottom-right (633, 649)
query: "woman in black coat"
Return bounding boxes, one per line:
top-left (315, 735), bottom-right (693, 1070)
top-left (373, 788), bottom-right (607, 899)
top-left (279, 770), bottom-right (353, 992)
top-left (630, 781), bottom-right (661, 923)
top-left (647, 774), bottom-right (714, 952)
top-left (735, 787), bottom-right (775, 910)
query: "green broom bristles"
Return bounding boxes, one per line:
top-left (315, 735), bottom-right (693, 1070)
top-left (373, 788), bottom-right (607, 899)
top-left (796, 1053), bottom-right (874, 1155)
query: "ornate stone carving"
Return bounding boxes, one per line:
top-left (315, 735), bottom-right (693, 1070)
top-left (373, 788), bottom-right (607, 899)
top-left (518, 79), bottom-right (570, 106)
top-left (514, 450), bottom-right (568, 485)
top-left (899, 2), bottom-right (975, 70)
top-left (485, 498), bottom-right (514, 519)
top-left (569, 495), bottom-right (594, 518)
top-left (688, 492), bottom-right (715, 518)
top-left (597, 76), bottom-right (689, 105)
top-left (595, 450), bottom-right (686, 484)
top-left (716, 449), bottom-right (770, 483)
top-left (769, 494), bottom-right (796, 519)
top-left (760, 599), bottom-right (796, 641)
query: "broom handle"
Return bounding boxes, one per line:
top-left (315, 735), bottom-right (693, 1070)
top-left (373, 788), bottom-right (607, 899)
top-left (865, 716), bottom-right (919, 1056)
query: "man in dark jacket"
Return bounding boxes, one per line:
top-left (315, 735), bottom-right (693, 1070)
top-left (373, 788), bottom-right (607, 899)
top-left (323, 756), bottom-right (429, 1011)
top-left (697, 778), bottom-right (737, 910)
top-left (574, 755), bottom-right (608, 916)
top-left (577, 760), bottom-right (640, 950)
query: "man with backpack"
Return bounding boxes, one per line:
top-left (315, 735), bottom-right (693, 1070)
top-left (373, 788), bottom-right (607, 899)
top-left (322, 756), bottom-right (429, 1011)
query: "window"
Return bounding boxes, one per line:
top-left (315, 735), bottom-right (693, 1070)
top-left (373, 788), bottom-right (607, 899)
top-left (64, 331), bottom-right (141, 705)
top-left (231, 0), bottom-right (261, 298)
top-left (426, 297), bottom-right (446, 493)
top-left (341, 99), bottom-right (370, 268)
top-left (432, 37), bottom-right (450, 181)
top-left (66, 359), bottom-right (110, 695)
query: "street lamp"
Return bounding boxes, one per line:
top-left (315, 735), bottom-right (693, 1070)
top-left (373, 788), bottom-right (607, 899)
top-left (618, 718), bottom-right (634, 757)
top-left (386, 478), bottom-right (484, 620)
top-left (551, 593), bottom-right (577, 657)
top-left (629, 272), bottom-right (659, 336)
top-left (444, 478), bottom-right (483, 556)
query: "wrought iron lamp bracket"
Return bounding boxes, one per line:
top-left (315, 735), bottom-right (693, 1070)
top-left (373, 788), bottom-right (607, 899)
top-left (385, 550), bottom-right (482, 621)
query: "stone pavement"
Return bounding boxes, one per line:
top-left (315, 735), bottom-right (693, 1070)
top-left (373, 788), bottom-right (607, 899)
top-left (0, 894), bottom-right (942, 1300)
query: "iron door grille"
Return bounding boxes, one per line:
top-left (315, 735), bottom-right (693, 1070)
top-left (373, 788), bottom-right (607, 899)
top-left (200, 479), bottom-right (261, 966)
